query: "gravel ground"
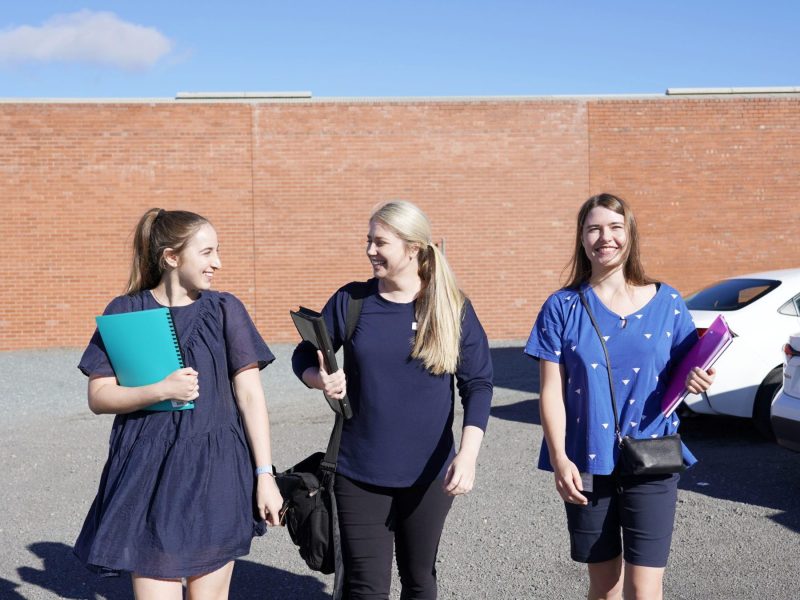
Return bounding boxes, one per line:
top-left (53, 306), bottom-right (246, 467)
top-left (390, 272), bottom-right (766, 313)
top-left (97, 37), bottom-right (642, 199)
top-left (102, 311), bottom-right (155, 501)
top-left (1, 344), bottom-right (799, 599)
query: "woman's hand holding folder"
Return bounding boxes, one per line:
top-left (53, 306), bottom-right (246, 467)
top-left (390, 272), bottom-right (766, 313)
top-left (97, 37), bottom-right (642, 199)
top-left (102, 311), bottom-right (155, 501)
top-left (160, 367), bottom-right (200, 404)
top-left (88, 367), bottom-right (199, 415)
top-left (685, 366), bottom-right (715, 395)
top-left (302, 350), bottom-right (347, 400)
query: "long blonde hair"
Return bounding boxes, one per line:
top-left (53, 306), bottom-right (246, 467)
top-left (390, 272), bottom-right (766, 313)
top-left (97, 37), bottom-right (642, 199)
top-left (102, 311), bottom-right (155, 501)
top-left (565, 193), bottom-right (656, 289)
top-left (126, 208), bottom-right (210, 294)
top-left (371, 201), bottom-right (465, 375)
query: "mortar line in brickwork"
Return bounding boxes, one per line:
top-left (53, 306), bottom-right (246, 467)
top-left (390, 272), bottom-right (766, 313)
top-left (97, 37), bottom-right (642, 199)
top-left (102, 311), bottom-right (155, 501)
top-left (586, 100), bottom-right (592, 195)
top-left (249, 104), bottom-right (258, 324)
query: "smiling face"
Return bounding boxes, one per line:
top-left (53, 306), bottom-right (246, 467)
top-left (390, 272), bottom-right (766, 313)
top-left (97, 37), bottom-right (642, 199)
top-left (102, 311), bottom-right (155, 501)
top-left (581, 206), bottom-right (628, 274)
top-left (168, 223), bottom-right (221, 294)
top-left (366, 219), bottom-right (419, 281)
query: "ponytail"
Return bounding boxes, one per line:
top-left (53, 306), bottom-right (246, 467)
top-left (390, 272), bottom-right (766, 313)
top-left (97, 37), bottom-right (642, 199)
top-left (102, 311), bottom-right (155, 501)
top-left (125, 208), bottom-right (209, 295)
top-left (413, 242), bottom-right (465, 375)
top-left (126, 208), bottom-right (163, 294)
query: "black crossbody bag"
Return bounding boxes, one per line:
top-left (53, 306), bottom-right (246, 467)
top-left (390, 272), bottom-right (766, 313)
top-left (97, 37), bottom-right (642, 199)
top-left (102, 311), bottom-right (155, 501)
top-left (578, 291), bottom-right (684, 476)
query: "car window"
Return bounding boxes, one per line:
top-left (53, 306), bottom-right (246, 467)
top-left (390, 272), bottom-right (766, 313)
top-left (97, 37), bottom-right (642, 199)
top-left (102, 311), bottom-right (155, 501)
top-left (685, 278), bottom-right (781, 311)
top-left (778, 294), bottom-right (800, 316)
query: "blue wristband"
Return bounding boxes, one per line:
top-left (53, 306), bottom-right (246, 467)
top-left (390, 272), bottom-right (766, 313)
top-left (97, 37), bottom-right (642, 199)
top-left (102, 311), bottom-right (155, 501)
top-left (255, 465), bottom-right (274, 477)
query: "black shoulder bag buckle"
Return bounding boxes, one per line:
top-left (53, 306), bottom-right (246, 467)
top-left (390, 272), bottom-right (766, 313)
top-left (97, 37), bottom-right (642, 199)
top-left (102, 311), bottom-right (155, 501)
top-left (578, 291), bottom-right (684, 477)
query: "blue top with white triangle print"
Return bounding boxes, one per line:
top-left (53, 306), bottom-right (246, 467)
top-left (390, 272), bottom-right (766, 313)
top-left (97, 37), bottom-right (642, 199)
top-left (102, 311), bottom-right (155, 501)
top-left (525, 282), bottom-right (698, 475)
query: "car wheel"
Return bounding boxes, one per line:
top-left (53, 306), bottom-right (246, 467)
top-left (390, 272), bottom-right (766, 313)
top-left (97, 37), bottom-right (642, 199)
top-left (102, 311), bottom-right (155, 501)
top-left (752, 366), bottom-right (782, 440)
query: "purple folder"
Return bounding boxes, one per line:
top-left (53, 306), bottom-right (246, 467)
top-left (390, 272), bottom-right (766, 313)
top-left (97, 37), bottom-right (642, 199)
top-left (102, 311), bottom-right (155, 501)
top-left (661, 314), bottom-right (733, 417)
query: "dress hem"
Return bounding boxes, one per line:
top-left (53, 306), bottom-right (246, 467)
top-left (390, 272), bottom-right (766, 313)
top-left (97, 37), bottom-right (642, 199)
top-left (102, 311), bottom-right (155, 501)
top-left (76, 541), bottom-right (258, 579)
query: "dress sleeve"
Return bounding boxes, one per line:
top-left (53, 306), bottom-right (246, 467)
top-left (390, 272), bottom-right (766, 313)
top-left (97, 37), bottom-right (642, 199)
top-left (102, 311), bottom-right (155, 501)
top-left (220, 293), bottom-right (275, 375)
top-left (291, 286), bottom-right (349, 381)
top-left (670, 294), bottom-right (699, 363)
top-left (456, 301), bottom-right (494, 431)
top-left (77, 295), bottom-right (133, 378)
top-left (523, 293), bottom-right (566, 363)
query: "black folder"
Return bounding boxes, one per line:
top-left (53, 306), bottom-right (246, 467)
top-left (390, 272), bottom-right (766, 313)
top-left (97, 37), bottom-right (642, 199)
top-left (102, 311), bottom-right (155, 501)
top-left (290, 307), bottom-right (353, 419)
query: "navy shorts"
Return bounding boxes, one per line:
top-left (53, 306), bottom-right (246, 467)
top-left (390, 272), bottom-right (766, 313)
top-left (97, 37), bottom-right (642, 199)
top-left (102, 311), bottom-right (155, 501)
top-left (564, 472), bottom-right (679, 568)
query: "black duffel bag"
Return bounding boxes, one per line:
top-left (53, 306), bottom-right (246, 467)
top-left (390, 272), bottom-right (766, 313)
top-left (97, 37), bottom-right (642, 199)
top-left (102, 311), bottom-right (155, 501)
top-left (275, 416), bottom-right (345, 599)
top-left (276, 450), bottom-right (339, 574)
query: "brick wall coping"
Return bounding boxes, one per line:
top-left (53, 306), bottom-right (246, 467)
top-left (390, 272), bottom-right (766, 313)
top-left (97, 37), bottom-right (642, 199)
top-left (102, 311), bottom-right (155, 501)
top-left (2, 88), bottom-right (799, 105)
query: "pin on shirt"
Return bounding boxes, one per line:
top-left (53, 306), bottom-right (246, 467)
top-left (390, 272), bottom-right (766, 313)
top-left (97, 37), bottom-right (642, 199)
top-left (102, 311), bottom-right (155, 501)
top-left (412, 322), bottom-right (418, 331)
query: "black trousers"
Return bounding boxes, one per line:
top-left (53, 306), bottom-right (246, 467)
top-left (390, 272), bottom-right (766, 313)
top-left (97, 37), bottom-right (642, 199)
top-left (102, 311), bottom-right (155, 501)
top-left (334, 474), bottom-right (454, 600)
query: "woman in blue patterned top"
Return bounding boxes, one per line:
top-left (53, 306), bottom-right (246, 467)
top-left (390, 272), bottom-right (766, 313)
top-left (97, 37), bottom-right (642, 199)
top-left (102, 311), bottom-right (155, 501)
top-left (525, 193), bottom-right (714, 600)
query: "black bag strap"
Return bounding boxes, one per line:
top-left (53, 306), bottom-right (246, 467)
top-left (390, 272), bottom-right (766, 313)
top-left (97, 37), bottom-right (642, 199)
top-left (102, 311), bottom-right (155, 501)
top-left (320, 281), bottom-right (370, 474)
top-left (343, 281), bottom-right (370, 340)
top-left (578, 291), bottom-right (623, 445)
top-left (341, 280), bottom-right (371, 380)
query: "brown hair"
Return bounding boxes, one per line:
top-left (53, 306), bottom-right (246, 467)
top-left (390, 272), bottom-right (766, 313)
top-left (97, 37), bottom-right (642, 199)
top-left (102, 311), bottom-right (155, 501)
top-left (564, 193), bottom-right (655, 289)
top-left (125, 208), bottom-right (210, 294)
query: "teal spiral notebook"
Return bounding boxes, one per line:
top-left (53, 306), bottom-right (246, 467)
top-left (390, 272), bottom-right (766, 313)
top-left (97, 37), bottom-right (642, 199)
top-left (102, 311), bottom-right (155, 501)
top-left (95, 307), bottom-right (195, 411)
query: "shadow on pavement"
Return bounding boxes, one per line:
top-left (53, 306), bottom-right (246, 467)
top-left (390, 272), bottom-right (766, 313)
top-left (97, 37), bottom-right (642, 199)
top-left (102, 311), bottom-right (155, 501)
top-left (490, 398), bottom-right (541, 425)
top-left (17, 542), bottom-right (133, 599)
top-left (16, 541), bottom-right (328, 599)
top-left (489, 346), bottom-right (541, 425)
top-left (230, 559), bottom-right (328, 599)
top-left (0, 577), bottom-right (25, 600)
top-left (230, 560), bottom-right (333, 600)
top-left (678, 414), bottom-right (800, 533)
top-left (490, 346), bottom-right (538, 394)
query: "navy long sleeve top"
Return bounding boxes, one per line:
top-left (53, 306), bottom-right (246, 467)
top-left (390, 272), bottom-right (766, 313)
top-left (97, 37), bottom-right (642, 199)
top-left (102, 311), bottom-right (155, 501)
top-left (292, 279), bottom-right (493, 487)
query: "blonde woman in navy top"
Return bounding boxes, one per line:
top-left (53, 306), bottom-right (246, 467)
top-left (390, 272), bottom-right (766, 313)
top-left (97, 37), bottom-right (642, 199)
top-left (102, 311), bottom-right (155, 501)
top-left (525, 194), bottom-right (714, 600)
top-left (292, 200), bottom-right (493, 600)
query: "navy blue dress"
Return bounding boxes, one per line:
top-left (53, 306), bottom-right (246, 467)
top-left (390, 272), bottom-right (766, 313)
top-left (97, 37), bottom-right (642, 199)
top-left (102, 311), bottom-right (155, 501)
top-left (74, 290), bottom-right (274, 578)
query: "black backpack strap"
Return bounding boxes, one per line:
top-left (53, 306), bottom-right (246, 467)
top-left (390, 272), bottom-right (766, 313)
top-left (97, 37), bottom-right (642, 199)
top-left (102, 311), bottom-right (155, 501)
top-left (343, 280), bottom-right (370, 342)
top-left (341, 280), bottom-right (370, 382)
top-left (320, 281), bottom-right (371, 474)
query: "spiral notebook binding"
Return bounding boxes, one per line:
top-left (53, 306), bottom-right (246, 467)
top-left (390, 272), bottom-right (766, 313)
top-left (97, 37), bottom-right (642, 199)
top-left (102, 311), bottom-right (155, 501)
top-left (165, 308), bottom-right (185, 368)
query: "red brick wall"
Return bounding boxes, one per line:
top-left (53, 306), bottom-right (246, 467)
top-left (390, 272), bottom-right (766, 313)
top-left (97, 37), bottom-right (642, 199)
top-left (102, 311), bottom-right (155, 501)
top-left (250, 100), bottom-right (588, 344)
top-left (588, 97), bottom-right (800, 293)
top-left (1, 95), bottom-right (797, 350)
top-left (0, 103), bottom-right (257, 350)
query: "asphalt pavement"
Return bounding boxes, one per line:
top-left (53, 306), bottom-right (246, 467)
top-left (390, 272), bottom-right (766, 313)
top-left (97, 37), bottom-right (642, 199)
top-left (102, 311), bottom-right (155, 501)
top-left (1, 343), bottom-right (799, 599)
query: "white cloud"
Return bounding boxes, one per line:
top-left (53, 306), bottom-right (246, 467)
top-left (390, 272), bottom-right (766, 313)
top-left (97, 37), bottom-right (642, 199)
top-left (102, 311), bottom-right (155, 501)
top-left (0, 10), bottom-right (173, 70)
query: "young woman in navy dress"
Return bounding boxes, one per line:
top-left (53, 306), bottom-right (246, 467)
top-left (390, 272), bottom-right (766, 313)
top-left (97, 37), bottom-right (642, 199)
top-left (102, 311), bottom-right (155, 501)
top-left (292, 200), bottom-right (493, 599)
top-left (75, 209), bottom-right (283, 599)
top-left (525, 194), bottom-right (714, 600)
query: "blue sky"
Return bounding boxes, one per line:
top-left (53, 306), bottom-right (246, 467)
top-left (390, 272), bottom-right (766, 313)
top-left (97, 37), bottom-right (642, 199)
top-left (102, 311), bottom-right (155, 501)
top-left (0, 1), bottom-right (797, 98)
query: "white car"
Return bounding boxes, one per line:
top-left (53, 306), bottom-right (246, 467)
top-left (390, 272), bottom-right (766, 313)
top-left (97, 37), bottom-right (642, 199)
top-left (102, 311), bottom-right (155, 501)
top-left (683, 268), bottom-right (800, 437)
top-left (771, 333), bottom-right (800, 452)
